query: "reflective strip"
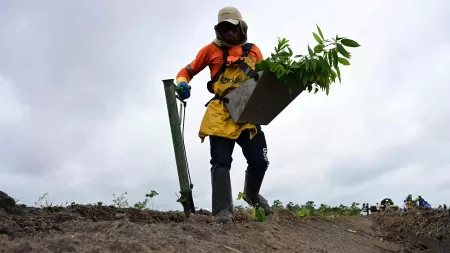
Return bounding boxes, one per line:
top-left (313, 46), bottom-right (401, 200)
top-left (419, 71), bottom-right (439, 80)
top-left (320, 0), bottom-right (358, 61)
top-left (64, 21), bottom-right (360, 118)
top-left (186, 64), bottom-right (195, 77)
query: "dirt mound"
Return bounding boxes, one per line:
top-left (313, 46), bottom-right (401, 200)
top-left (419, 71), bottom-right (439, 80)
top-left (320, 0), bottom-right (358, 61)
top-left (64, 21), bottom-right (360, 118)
top-left (0, 192), bottom-right (440, 253)
top-left (375, 209), bottom-right (450, 252)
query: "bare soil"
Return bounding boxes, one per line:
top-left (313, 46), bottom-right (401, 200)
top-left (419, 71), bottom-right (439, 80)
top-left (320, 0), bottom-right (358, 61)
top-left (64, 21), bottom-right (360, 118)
top-left (0, 192), bottom-right (447, 253)
top-left (375, 209), bottom-right (450, 253)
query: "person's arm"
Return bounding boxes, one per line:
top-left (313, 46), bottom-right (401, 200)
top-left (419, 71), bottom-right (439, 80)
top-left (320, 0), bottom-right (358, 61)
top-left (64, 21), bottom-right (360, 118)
top-left (176, 44), bottom-right (213, 85)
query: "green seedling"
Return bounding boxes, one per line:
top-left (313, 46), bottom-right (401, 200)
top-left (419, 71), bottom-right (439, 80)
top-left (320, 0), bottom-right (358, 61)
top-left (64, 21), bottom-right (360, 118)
top-left (256, 24), bottom-right (361, 95)
top-left (237, 192), bottom-right (266, 222)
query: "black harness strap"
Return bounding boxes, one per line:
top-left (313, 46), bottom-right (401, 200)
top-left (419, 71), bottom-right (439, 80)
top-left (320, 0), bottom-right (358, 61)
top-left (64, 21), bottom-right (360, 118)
top-left (204, 93), bottom-right (230, 107)
top-left (207, 46), bottom-right (229, 94)
top-left (205, 43), bottom-right (260, 107)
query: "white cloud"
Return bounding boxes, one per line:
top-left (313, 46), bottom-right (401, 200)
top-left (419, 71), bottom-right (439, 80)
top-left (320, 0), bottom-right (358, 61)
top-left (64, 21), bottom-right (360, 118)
top-left (0, 75), bottom-right (29, 125)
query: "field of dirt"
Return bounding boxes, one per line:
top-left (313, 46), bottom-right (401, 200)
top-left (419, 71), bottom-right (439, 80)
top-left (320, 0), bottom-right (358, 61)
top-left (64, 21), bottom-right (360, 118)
top-left (375, 209), bottom-right (450, 253)
top-left (1, 191), bottom-right (448, 253)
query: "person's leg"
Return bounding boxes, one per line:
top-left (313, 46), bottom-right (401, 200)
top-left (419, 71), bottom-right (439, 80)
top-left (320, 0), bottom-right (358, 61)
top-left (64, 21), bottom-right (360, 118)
top-left (209, 135), bottom-right (236, 223)
top-left (236, 125), bottom-right (271, 215)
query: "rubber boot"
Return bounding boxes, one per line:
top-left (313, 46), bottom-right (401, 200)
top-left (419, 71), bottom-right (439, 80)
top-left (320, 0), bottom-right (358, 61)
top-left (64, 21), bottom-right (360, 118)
top-left (211, 163), bottom-right (234, 224)
top-left (243, 172), bottom-right (272, 216)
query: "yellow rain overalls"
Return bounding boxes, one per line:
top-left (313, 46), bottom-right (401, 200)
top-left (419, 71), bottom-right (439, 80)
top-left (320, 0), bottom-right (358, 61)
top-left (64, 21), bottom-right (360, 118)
top-left (199, 43), bottom-right (260, 143)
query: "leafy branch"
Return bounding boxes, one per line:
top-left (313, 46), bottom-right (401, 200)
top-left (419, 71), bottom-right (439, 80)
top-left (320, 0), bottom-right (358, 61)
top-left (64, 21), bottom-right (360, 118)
top-left (255, 24), bottom-right (361, 95)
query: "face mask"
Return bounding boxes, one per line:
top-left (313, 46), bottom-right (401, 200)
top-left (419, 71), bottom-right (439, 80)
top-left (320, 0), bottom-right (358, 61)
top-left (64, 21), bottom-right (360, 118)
top-left (217, 22), bottom-right (240, 44)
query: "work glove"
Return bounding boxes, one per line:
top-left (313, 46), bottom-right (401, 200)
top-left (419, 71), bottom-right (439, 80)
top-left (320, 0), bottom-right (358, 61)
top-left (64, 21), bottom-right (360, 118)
top-left (176, 82), bottom-right (191, 100)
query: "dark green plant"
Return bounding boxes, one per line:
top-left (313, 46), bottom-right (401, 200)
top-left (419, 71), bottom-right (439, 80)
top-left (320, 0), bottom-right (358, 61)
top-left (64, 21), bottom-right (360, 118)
top-left (255, 24), bottom-right (361, 95)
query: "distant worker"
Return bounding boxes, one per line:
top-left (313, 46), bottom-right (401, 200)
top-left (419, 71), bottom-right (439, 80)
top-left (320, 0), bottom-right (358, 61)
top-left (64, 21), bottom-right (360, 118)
top-left (175, 6), bottom-right (271, 224)
top-left (385, 201), bottom-right (391, 213)
top-left (401, 200), bottom-right (407, 212)
top-left (418, 196), bottom-right (425, 207)
top-left (376, 203), bottom-right (381, 215)
top-left (365, 203), bottom-right (370, 215)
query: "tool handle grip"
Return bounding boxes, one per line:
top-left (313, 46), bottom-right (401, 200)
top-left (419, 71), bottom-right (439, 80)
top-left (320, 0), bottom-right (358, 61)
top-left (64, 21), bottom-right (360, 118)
top-left (175, 84), bottom-right (192, 92)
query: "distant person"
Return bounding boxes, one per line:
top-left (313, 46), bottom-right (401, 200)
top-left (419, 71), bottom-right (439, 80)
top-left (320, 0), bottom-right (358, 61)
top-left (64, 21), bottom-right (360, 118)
top-left (376, 203), bottom-right (381, 215)
top-left (444, 204), bottom-right (447, 211)
top-left (418, 196), bottom-right (425, 207)
top-left (385, 202), bottom-right (391, 213)
top-left (366, 203), bottom-right (370, 215)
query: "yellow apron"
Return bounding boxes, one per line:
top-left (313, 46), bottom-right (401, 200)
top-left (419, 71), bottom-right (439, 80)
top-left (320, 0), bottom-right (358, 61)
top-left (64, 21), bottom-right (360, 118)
top-left (199, 55), bottom-right (257, 143)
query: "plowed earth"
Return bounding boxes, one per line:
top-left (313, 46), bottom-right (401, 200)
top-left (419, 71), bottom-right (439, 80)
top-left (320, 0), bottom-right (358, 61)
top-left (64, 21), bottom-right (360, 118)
top-left (1, 192), bottom-right (448, 253)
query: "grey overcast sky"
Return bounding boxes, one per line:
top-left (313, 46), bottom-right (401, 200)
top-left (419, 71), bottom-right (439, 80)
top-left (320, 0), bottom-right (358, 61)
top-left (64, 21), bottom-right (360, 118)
top-left (1, 0), bottom-right (449, 210)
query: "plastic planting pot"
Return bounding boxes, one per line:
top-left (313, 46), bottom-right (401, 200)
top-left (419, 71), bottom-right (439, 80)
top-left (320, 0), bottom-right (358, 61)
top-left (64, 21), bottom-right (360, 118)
top-left (224, 70), bottom-right (305, 125)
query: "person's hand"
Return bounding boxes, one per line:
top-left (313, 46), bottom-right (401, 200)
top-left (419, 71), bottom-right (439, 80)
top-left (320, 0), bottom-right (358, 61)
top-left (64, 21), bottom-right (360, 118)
top-left (176, 82), bottom-right (191, 100)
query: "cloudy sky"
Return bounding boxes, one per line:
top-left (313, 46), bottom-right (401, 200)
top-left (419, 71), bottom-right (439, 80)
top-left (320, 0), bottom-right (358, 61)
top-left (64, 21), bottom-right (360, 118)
top-left (1, 0), bottom-right (449, 211)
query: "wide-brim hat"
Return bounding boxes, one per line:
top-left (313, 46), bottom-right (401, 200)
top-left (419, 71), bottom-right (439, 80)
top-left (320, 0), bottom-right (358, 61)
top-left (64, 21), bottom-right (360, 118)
top-left (218, 6), bottom-right (242, 25)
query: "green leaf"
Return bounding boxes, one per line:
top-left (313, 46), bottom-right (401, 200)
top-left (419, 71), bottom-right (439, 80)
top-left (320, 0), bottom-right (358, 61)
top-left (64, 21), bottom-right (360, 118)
top-left (305, 59), bottom-right (309, 71)
top-left (311, 59), bottom-right (316, 72)
top-left (255, 207), bottom-right (266, 222)
top-left (255, 61), bottom-right (268, 71)
top-left (290, 62), bottom-right (301, 69)
top-left (276, 51), bottom-right (291, 58)
top-left (341, 39), bottom-right (361, 47)
top-left (318, 56), bottom-right (325, 70)
top-left (338, 57), bottom-right (350, 66)
top-left (302, 75), bottom-right (308, 86)
top-left (332, 49), bottom-right (339, 67)
top-left (237, 192), bottom-right (246, 200)
top-left (314, 44), bottom-right (324, 53)
top-left (316, 24), bottom-right (324, 40)
top-left (308, 45), bottom-right (314, 57)
top-left (288, 47), bottom-right (293, 56)
top-left (336, 44), bottom-right (351, 59)
top-left (313, 32), bottom-right (323, 44)
top-left (335, 65), bottom-right (341, 83)
top-left (327, 51), bottom-right (333, 65)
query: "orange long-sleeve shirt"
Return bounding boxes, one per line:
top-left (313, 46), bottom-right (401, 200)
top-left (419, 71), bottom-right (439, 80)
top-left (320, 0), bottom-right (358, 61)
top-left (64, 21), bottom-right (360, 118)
top-left (176, 43), bottom-right (264, 85)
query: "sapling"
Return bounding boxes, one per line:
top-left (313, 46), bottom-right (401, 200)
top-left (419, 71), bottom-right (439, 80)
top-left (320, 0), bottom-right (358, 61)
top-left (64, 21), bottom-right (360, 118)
top-left (134, 190), bottom-right (159, 210)
top-left (255, 24), bottom-right (361, 95)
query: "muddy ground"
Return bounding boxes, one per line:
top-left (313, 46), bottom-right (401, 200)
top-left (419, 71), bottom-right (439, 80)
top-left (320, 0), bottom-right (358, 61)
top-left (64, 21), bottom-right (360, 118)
top-left (1, 192), bottom-right (448, 253)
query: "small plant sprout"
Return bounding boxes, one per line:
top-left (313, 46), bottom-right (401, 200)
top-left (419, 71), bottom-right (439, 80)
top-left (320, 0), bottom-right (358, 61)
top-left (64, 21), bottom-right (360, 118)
top-left (134, 190), bottom-right (159, 210)
top-left (237, 192), bottom-right (266, 222)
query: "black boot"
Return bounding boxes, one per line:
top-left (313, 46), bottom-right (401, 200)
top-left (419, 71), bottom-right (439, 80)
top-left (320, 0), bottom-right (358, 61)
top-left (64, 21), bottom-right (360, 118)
top-left (243, 172), bottom-right (272, 216)
top-left (211, 163), bottom-right (234, 224)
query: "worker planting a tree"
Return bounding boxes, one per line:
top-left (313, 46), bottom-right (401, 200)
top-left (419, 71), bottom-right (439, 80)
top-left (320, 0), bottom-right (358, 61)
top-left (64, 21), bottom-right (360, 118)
top-left (175, 6), bottom-right (271, 224)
